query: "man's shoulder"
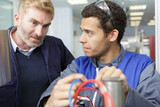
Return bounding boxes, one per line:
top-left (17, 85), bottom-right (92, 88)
top-left (44, 35), bottom-right (63, 45)
top-left (76, 56), bottom-right (89, 60)
top-left (44, 35), bottom-right (61, 41)
top-left (125, 50), bottom-right (153, 62)
top-left (75, 56), bottom-right (90, 64)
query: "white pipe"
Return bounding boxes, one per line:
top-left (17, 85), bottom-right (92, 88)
top-left (155, 0), bottom-right (160, 73)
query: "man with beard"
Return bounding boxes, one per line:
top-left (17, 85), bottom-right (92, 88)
top-left (0, 0), bottom-right (74, 107)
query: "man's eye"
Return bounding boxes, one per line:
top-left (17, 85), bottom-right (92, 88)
top-left (32, 21), bottom-right (37, 25)
top-left (88, 32), bottom-right (92, 36)
top-left (43, 25), bottom-right (49, 28)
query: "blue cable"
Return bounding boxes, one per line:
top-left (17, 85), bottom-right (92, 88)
top-left (69, 79), bottom-right (82, 107)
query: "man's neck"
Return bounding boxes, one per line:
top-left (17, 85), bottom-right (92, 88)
top-left (97, 44), bottom-right (121, 63)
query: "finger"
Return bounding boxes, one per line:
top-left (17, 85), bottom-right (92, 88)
top-left (96, 66), bottom-right (117, 81)
top-left (50, 99), bottom-right (70, 107)
top-left (54, 84), bottom-right (71, 91)
top-left (46, 93), bottom-right (70, 107)
top-left (52, 91), bottom-right (76, 99)
top-left (96, 66), bottom-right (109, 81)
top-left (110, 69), bottom-right (122, 77)
top-left (102, 66), bottom-right (117, 79)
top-left (120, 73), bottom-right (126, 80)
top-left (120, 74), bottom-right (129, 94)
top-left (75, 81), bottom-right (83, 87)
top-left (57, 74), bottom-right (87, 85)
top-left (54, 84), bottom-right (78, 91)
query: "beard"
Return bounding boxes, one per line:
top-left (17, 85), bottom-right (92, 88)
top-left (17, 25), bottom-right (44, 48)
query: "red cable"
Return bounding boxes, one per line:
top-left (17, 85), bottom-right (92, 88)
top-left (74, 79), bottom-right (103, 100)
top-left (73, 87), bottom-right (102, 106)
top-left (80, 87), bottom-right (102, 96)
top-left (103, 91), bottom-right (115, 107)
top-left (73, 79), bottom-right (115, 107)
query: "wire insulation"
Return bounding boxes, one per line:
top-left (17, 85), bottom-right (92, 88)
top-left (69, 79), bottom-right (115, 107)
top-left (69, 79), bottom-right (82, 107)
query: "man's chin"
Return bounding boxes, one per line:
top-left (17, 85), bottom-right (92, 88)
top-left (85, 53), bottom-right (94, 57)
top-left (28, 43), bottom-right (41, 48)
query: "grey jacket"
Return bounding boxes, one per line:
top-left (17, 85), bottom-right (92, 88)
top-left (38, 47), bottom-right (160, 107)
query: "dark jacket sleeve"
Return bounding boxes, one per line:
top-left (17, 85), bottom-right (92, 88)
top-left (58, 38), bottom-right (75, 71)
top-left (41, 36), bottom-right (74, 82)
top-left (47, 36), bottom-right (74, 70)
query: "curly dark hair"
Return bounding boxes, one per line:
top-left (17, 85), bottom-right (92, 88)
top-left (81, 0), bottom-right (127, 44)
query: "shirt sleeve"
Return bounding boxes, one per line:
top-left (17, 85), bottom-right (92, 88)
top-left (37, 60), bottom-right (78, 107)
top-left (125, 62), bottom-right (160, 107)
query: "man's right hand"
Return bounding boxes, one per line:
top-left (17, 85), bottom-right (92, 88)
top-left (44, 74), bottom-right (87, 107)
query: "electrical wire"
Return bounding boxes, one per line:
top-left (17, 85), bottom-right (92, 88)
top-left (69, 79), bottom-right (82, 107)
top-left (103, 91), bottom-right (115, 107)
top-left (79, 87), bottom-right (102, 96)
top-left (92, 91), bottom-right (97, 106)
top-left (69, 79), bottom-right (115, 107)
top-left (73, 87), bottom-right (102, 107)
top-left (73, 79), bottom-right (115, 107)
top-left (75, 95), bottom-right (94, 107)
top-left (74, 79), bottom-right (104, 100)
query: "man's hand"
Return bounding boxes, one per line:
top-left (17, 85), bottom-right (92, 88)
top-left (96, 66), bottom-right (129, 98)
top-left (44, 74), bottom-right (87, 107)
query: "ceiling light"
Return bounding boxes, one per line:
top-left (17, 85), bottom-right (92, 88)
top-left (130, 12), bottom-right (144, 16)
top-left (67, 0), bottom-right (88, 5)
top-left (129, 0), bottom-right (138, 1)
top-left (130, 21), bottom-right (140, 26)
top-left (0, 5), bottom-right (13, 10)
top-left (129, 5), bottom-right (147, 10)
top-left (130, 17), bottom-right (142, 20)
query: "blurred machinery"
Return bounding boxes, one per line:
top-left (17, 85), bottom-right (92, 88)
top-left (0, 30), bottom-right (12, 87)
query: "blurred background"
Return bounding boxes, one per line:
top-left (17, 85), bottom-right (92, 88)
top-left (0, 0), bottom-right (160, 72)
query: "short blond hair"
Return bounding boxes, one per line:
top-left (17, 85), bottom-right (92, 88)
top-left (18, 0), bottom-right (54, 19)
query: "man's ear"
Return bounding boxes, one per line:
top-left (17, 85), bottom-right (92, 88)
top-left (109, 29), bottom-right (119, 42)
top-left (14, 13), bottom-right (20, 26)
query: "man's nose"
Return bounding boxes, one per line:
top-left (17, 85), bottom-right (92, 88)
top-left (79, 33), bottom-right (86, 43)
top-left (35, 26), bottom-right (43, 36)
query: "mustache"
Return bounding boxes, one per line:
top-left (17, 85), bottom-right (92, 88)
top-left (31, 35), bottom-right (43, 39)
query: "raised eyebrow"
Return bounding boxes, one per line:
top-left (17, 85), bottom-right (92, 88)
top-left (80, 27), bottom-right (93, 33)
top-left (30, 18), bottom-right (51, 26)
top-left (84, 29), bottom-right (93, 33)
top-left (80, 27), bottom-right (88, 32)
top-left (44, 23), bottom-right (51, 26)
top-left (30, 18), bottom-right (38, 23)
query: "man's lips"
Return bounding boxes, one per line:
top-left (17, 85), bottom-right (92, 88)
top-left (31, 37), bottom-right (40, 42)
top-left (83, 47), bottom-right (90, 52)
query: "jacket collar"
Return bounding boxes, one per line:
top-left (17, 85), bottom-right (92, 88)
top-left (90, 45), bottom-right (125, 68)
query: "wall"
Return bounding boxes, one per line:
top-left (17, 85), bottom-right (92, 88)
top-left (0, 0), bottom-right (13, 29)
top-left (47, 6), bottom-right (74, 53)
top-left (73, 16), bottom-right (84, 58)
top-left (155, 0), bottom-right (160, 73)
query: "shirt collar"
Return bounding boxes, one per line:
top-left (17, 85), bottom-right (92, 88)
top-left (90, 45), bottom-right (125, 68)
top-left (10, 27), bottom-right (17, 52)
